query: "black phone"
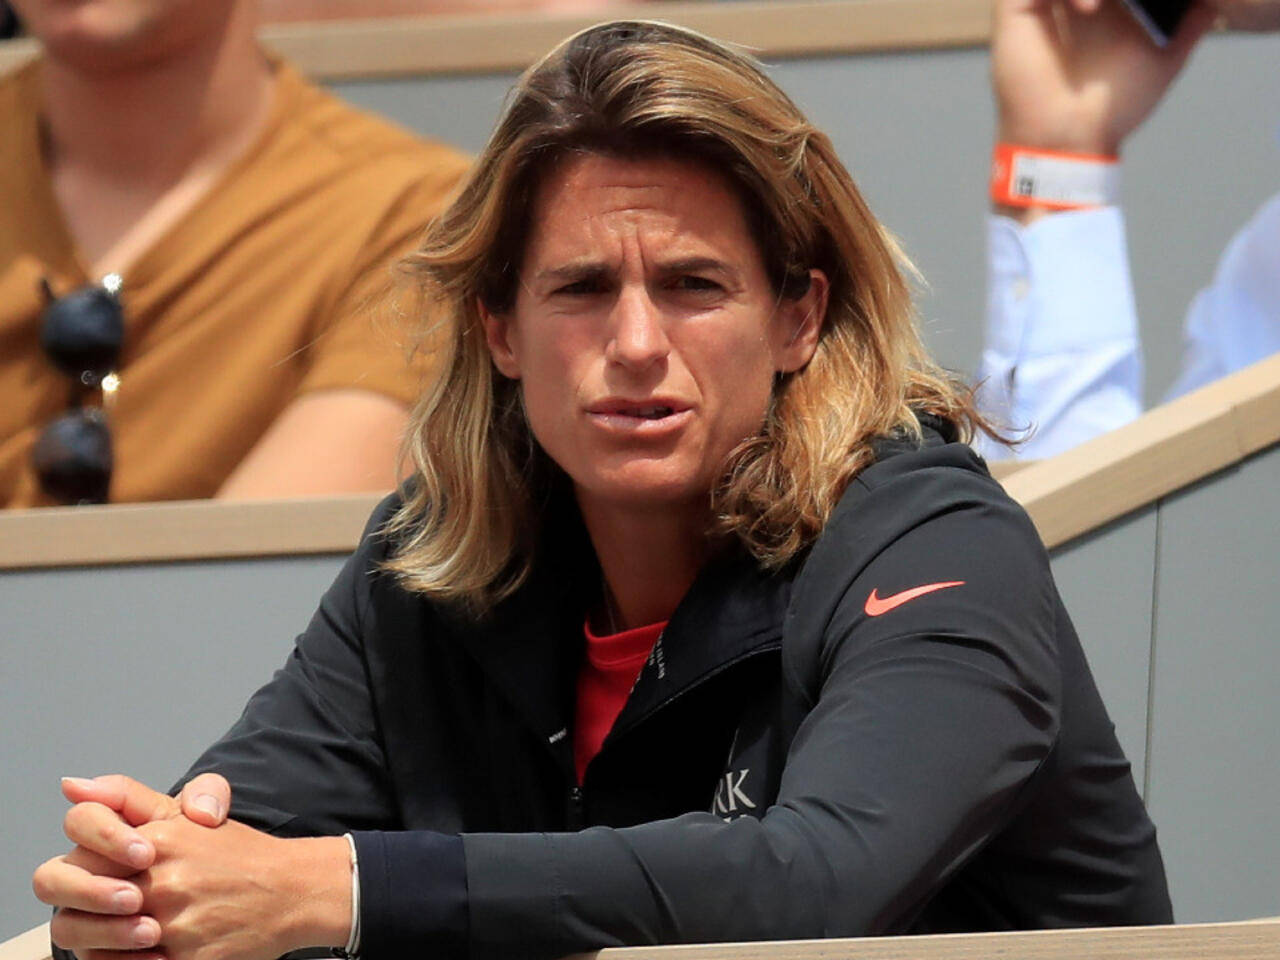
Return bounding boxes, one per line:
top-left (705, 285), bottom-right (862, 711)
top-left (1118, 0), bottom-right (1197, 45)
top-left (0, 1), bottom-right (21, 41)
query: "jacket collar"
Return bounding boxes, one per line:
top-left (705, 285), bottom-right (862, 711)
top-left (453, 417), bottom-right (957, 752)
top-left (456, 513), bottom-right (791, 755)
top-left (614, 415), bottom-right (956, 727)
top-left (453, 492), bottom-right (596, 758)
top-left (610, 546), bottom-right (791, 738)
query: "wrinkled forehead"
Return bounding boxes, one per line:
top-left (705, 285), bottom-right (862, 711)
top-left (519, 152), bottom-right (762, 270)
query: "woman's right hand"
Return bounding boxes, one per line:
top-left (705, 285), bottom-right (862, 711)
top-left (32, 773), bottom-right (232, 959)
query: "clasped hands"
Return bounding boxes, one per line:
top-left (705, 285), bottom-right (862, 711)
top-left (32, 775), bottom-right (351, 960)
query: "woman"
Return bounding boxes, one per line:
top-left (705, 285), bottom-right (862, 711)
top-left (34, 20), bottom-right (1170, 960)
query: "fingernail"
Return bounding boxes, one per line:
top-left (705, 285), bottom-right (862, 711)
top-left (112, 888), bottom-right (141, 913)
top-left (192, 793), bottom-right (221, 820)
top-left (132, 919), bottom-right (158, 948)
top-left (127, 841), bottom-right (151, 867)
top-left (61, 776), bottom-right (95, 788)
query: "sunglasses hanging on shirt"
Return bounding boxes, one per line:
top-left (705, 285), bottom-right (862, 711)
top-left (31, 273), bottom-right (124, 505)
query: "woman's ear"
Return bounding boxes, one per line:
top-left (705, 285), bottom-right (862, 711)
top-left (478, 298), bottom-right (522, 379)
top-left (774, 269), bottom-right (828, 373)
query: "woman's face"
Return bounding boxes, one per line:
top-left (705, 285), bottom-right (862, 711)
top-left (481, 153), bottom-right (827, 519)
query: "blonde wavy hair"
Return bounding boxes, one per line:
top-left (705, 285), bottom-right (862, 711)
top-left (384, 19), bottom-right (989, 611)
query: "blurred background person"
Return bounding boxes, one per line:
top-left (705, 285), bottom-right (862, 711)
top-left (259, 0), bottom-right (659, 23)
top-left (0, 0), bottom-right (470, 508)
top-left (976, 0), bottom-right (1279, 459)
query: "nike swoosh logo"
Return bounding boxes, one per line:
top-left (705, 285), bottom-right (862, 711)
top-left (864, 581), bottom-right (965, 617)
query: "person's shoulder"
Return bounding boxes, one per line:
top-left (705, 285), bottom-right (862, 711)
top-left (355, 485), bottom-right (422, 559)
top-left (853, 438), bottom-right (1047, 588)
top-left (790, 433), bottom-right (1050, 641)
top-left (835, 430), bottom-right (1038, 555)
top-left (276, 60), bottom-right (470, 182)
top-left (785, 434), bottom-right (1059, 704)
top-left (345, 489), bottom-right (425, 614)
top-left (348, 486), bottom-right (487, 642)
top-left (1221, 186), bottom-right (1280, 262)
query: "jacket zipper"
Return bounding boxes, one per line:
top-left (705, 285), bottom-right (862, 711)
top-left (605, 642), bottom-right (781, 747)
top-left (572, 644), bottom-right (780, 828)
top-left (567, 785), bottom-right (585, 829)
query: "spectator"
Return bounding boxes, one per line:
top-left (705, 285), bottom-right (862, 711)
top-left (976, 0), bottom-right (1279, 459)
top-left (260, 0), bottom-right (649, 21)
top-left (0, 0), bottom-right (470, 507)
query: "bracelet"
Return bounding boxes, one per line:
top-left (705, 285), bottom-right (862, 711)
top-left (990, 143), bottom-right (1121, 211)
top-left (334, 833), bottom-right (361, 959)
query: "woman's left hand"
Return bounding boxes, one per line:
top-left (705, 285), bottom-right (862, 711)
top-left (131, 816), bottom-right (352, 960)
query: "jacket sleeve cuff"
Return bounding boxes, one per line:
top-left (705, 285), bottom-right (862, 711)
top-left (350, 830), bottom-right (468, 957)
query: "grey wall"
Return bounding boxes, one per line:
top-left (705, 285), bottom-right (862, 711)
top-left (1, 555), bottom-right (347, 938)
top-left (1048, 507), bottom-right (1158, 787)
top-left (333, 32), bottom-right (1280, 406)
top-left (1144, 448), bottom-right (1280, 921)
top-left (1045, 442), bottom-right (1280, 923)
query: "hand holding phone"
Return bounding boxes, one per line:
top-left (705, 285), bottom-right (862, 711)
top-left (991, 0), bottom-right (1214, 158)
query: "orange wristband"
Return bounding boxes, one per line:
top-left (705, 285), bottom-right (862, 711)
top-left (990, 143), bottom-right (1120, 211)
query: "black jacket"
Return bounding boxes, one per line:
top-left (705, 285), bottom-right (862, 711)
top-left (181, 426), bottom-right (1171, 958)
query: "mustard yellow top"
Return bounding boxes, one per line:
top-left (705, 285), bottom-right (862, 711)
top-left (0, 58), bottom-right (470, 507)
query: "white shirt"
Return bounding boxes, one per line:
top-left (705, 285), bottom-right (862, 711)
top-left (976, 191), bottom-right (1280, 460)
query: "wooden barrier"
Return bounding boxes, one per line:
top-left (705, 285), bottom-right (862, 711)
top-left (574, 921), bottom-right (1280, 958)
top-left (4, 920), bottom-right (1279, 960)
top-left (0, 925), bottom-right (47, 960)
top-left (1004, 351), bottom-right (1280, 549)
top-left (2, 352), bottom-right (1278, 569)
top-left (0, 493), bottom-right (380, 569)
top-left (0, 0), bottom-right (991, 79)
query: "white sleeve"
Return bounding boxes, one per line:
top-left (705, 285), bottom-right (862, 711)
top-left (1163, 189), bottom-right (1280, 402)
top-left (974, 208), bottom-right (1143, 461)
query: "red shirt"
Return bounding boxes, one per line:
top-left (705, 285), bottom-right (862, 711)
top-left (575, 619), bottom-right (667, 784)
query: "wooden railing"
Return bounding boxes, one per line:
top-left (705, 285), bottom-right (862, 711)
top-left (4, 920), bottom-right (1279, 960)
top-left (0, 926), bottom-right (47, 960)
top-left (2, 352), bottom-right (1277, 569)
top-left (576, 921), bottom-right (1280, 959)
top-left (0, 493), bottom-right (382, 569)
top-left (0, 0), bottom-right (992, 79)
top-left (1004, 351), bottom-right (1280, 549)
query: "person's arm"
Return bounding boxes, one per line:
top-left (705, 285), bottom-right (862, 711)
top-left (216, 388), bottom-right (409, 498)
top-left (976, 207), bottom-right (1144, 459)
top-left (216, 152), bottom-right (468, 500)
top-left (976, 0), bottom-right (1214, 459)
top-left (1164, 190), bottom-right (1280, 400)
